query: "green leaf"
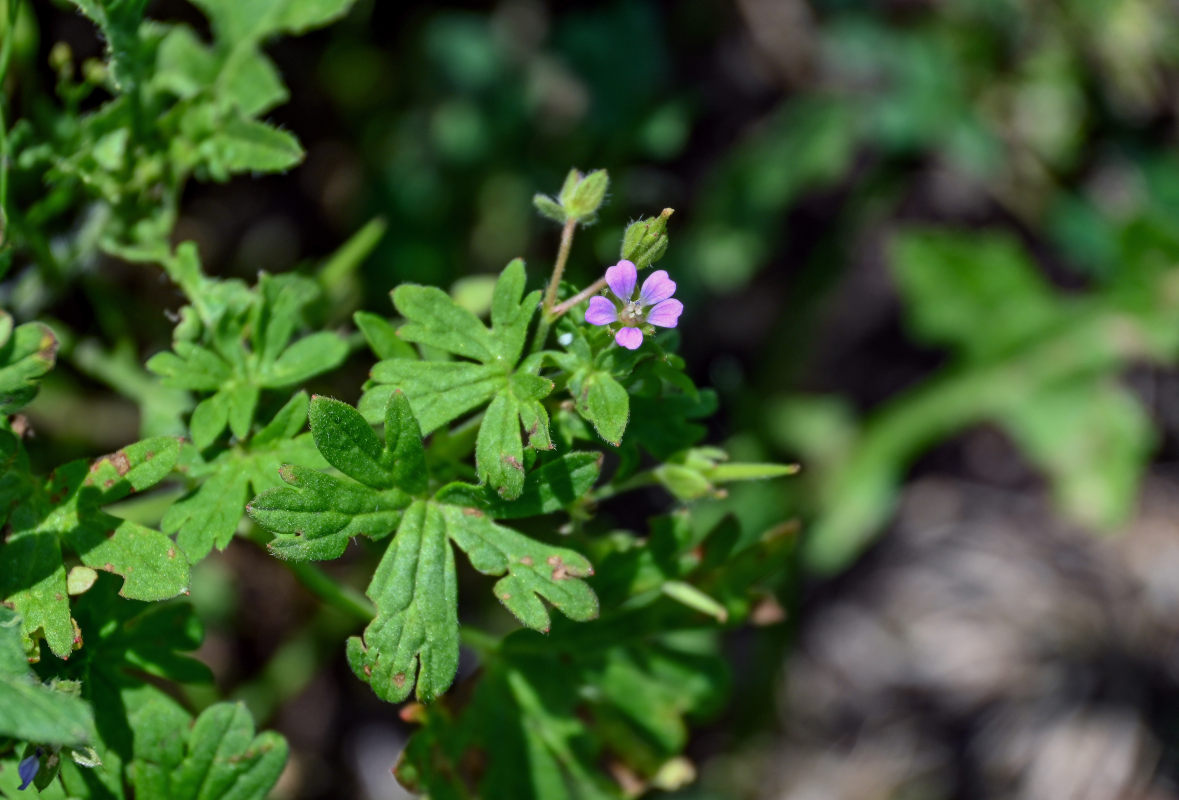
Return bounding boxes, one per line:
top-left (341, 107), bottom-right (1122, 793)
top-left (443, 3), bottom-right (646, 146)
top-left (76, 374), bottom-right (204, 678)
top-left (219, 48), bottom-right (288, 116)
top-left (71, 572), bottom-right (212, 686)
top-left (226, 383), bottom-right (260, 440)
top-left (154, 25), bottom-right (221, 100)
top-left (258, 331), bottom-right (349, 387)
top-left (392, 284), bottom-right (498, 362)
top-left (571, 370), bottom-right (629, 446)
top-left (365, 261), bottom-right (551, 498)
top-left (147, 342), bottom-right (232, 391)
top-left (345, 500), bottom-right (458, 704)
top-left (192, 0), bottom-right (357, 44)
top-left (397, 639), bottom-right (725, 799)
top-left (0, 316), bottom-right (59, 415)
top-left (154, 259), bottom-right (348, 450)
top-left (476, 393), bottom-right (526, 499)
top-left (0, 607), bottom-right (95, 746)
top-left (129, 698), bottom-right (288, 800)
top-left (189, 392), bottom-right (230, 450)
top-left (444, 505), bottom-right (598, 632)
top-left (168, 393), bottom-right (329, 561)
top-left (0, 437), bottom-right (189, 658)
top-left (532, 193), bottom-right (567, 224)
top-left (354, 311), bottom-right (417, 361)
top-left (200, 116), bottom-right (304, 175)
top-left (490, 259), bottom-right (534, 366)
top-left (309, 394), bottom-right (407, 489)
top-left (249, 465), bottom-right (407, 560)
top-left (362, 360), bottom-right (502, 433)
top-left (889, 230), bottom-right (1058, 361)
top-left (247, 394), bottom-right (425, 561)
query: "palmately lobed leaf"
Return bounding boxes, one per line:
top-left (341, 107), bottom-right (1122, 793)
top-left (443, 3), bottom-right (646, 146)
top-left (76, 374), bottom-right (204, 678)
top-left (251, 392), bottom-right (598, 703)
top-left (166, 393), bottom-right (328, 562)
top-left (364, 260), bottom-right (555, 498)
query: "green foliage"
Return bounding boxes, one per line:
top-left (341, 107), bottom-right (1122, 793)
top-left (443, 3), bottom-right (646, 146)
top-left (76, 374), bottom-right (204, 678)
top-left (0, 435), bottom-right (187, 659)
top-left (0, 0), bottom-right (804, 788)
top-left (361, 259), bottom-right (553, 500)
top-left (397, 513), bottom-right (794, 797)
top-left (0, 607), bottom-right (94, 747)
top-left (786, 228), bottom-right (1179, 572)
top-left (127, 695), bottom-right (287, 800)
top-left (249, 392), bottom-right (601, 702)
top-left (1, 0), bottom-right (358, 311)
top-left (143, 246), bottom-right (347, 561)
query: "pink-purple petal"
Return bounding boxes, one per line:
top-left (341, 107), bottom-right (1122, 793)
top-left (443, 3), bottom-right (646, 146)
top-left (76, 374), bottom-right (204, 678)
top-left (615, 326), bottom-right (643, 349)
top-left (605, 260), bottom-right (637, 301)
top-left (638, 270), bottom-right (676, 306)
top-left (585, 296), bottom-right (618, 326)
top-left (646, 298), bottom-right (683, 328)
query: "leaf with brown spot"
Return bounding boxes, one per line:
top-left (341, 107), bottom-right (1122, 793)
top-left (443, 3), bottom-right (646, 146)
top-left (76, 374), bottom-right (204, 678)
top-left (0, 436), bottom-right (188, 659)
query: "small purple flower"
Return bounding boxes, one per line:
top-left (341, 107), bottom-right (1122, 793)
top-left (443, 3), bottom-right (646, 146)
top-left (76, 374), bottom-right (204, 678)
top-left (584, 259), bottom-right (683, 350)
top-left (18, 749), bottom-right (41, 791)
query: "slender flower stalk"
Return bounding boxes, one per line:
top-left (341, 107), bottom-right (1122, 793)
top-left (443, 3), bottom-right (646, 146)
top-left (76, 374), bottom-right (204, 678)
top-left (552, 276), bottom-right (607, 318)
top-left (542, 217), bottom-right (578, 316)
top-left (531, 217), bottom-right (579, 351)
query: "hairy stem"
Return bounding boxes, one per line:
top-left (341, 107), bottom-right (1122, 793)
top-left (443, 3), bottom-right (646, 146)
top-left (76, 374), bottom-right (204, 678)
top-left (531, 217), bottom-right (578, 350)
top-left (245, 526), bottom-right (375, 621)
top-left (285, 561), bottom-right (375, 622)
top-left (542, 217), bottom-right (578, 313)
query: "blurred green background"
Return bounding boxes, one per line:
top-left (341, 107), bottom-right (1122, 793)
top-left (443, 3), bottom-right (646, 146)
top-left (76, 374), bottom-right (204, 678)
top-left (12, 0), bottom-right (1179, 797)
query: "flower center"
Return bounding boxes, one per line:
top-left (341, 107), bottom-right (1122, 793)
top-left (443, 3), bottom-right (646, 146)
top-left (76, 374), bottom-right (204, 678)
top-left (619, 301), bottom-right (644, 326)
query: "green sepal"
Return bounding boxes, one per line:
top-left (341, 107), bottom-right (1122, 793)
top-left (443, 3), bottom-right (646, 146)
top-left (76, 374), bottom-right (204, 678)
top-left (620, 208), bottom-right (673, 270)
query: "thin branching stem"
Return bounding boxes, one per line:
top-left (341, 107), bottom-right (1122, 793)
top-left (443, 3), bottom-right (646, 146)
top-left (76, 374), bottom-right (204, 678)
top-left (551, 276), bottom-right (606, 319)
top-left (542, 217), bottom-right (578, 314)
top-left (531, 217), bottom-right (579, 351)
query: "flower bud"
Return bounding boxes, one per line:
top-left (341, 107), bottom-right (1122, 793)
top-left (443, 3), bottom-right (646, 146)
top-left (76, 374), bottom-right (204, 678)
top-left (49, 42), bottom-right (72, 74)
top-left (621, 207), bottom-right (673, 269)
top-left (563, 168), bottom-right (609, 221)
